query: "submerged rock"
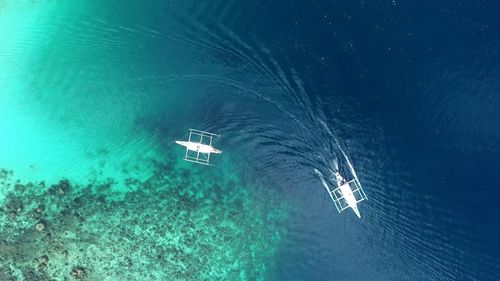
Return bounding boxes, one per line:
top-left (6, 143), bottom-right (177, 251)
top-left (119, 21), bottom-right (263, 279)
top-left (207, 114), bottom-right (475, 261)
top-left (35, 205), bottom-right (45, 214)
top-left (35, 221), bottom-right (46, 231)
top-left (8, 211), bottom-right (16, 220)
top-left (38, 262), bottom-right (47, 272)
top-left (70, 266), bottom-right (86, 279)
top-left (49, 179), bottom-right (71, 195)
top-left (40, 255), bottom-right (49, 264)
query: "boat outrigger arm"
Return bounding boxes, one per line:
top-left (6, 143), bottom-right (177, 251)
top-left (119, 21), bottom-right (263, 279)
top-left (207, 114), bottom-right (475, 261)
top-left (175, 129), bottom-right (222, 165)
top-left (323, 172), bottom-right (367, 218)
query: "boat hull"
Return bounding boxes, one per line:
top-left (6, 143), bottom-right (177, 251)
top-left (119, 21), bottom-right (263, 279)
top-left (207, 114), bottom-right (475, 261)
top-left (175, 141), bottom-right (221, 154)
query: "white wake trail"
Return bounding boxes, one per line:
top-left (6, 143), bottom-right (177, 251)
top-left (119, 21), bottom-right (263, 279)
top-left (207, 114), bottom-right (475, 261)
top-left (314, 168), bottom-right (334, 201)
top-left (317, 117), bottom-right (362, 188)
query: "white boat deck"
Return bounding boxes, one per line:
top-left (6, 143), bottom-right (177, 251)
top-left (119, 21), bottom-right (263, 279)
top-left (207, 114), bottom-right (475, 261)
top-left (327, 179), bottom-right (367, 214)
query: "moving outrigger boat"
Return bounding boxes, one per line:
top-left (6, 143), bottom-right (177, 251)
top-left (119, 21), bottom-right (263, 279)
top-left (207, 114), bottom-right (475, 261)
top-left (175, 129), bottom-right (221, 165)
top-left (324, 172), bottom-right (367, 218)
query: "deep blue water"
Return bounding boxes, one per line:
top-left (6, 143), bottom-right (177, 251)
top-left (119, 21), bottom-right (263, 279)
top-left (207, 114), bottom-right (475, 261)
top-left (229, 1), bottom-right (500, 280)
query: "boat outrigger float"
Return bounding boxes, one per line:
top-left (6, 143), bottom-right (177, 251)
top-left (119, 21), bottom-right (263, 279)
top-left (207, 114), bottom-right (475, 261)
top-left (324, 172), bottom-right (367, 218)
top-left (175, 129), bottom-right (221, 165)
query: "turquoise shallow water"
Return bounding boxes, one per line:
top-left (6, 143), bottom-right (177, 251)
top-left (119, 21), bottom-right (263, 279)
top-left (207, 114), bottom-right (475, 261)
top-left (0, 2), bottom-right (290, 280)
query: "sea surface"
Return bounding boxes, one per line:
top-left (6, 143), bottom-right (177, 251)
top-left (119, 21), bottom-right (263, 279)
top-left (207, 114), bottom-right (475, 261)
top-left (1, 1), bottom-right (499, 280)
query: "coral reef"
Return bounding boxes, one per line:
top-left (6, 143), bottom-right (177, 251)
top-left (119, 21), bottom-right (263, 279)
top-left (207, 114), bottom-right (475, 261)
top-left (0, 155), bottom-right (289, 280)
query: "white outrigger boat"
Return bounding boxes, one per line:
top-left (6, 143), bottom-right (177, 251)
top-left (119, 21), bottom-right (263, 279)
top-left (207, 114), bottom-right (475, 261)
top-left (324, 172), bottom-right (367, 218)
top-left (175, 129), bottom-right (221, 165)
